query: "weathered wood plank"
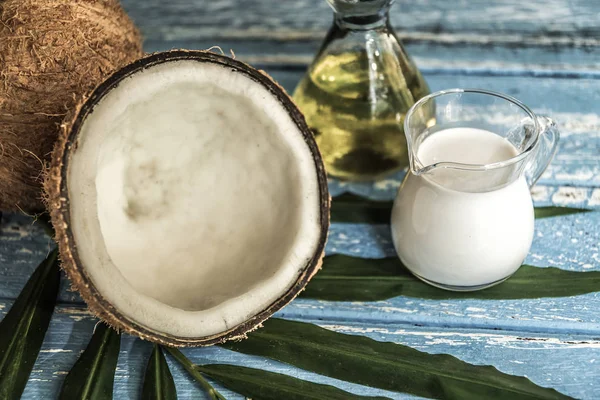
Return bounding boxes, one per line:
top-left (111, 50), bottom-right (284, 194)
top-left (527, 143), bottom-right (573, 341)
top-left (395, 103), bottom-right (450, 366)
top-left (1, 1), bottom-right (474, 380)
top-left (2, 210), bottom-right (599, 332)
top-left (121, 0), bottom-right (600, 43)
top-left (142, 38), bottom-right (600, 78)
top-left (131, 1), bottom-right (600, 76)
top-left (0, 214), bottom-right (82, 304)
top-left (3, 304), bottom-right (597, 400)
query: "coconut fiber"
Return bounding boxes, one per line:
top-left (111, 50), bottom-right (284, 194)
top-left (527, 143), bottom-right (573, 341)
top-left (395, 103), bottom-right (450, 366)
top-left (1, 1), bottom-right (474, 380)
top-left (0, 0), bottom-right (143, 211)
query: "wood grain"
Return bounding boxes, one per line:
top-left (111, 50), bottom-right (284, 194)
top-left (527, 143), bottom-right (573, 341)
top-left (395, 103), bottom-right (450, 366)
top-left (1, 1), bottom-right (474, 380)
top-left (2, 211), bottom-right (600, 332)
top-left (140, 38), bottom-right (600, 80)
top-left (125, 0), bottom-right (600, 77)
top-left (2, 305), bottom-right (597, 400)
top-left (122, 0), bottom-right (600, 76)
top-left (121, 0), bottom-right (600, 43)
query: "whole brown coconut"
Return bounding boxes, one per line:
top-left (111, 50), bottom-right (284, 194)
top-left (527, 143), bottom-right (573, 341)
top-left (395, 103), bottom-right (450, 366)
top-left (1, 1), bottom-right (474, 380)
top-left (0, 0), bottom-right (143, 211)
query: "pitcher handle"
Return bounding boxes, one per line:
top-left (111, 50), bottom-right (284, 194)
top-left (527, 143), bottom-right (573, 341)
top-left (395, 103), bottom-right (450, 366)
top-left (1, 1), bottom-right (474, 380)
top-left (526, 116), bottom-right (560, 188)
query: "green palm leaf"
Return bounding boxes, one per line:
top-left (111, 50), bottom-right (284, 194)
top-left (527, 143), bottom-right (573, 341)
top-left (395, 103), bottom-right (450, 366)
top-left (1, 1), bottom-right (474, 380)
top-left (331, 193), bottom-right (394, 224)
top-left (533, 206), bottom-right (591, 219)
top-left (0, 249), bottom-right (60, 399)
top-left (198, 364), bottom-right (391, 400)
top-left (59, 323), bottom-right (121, 400)
top-left (167, 347), bottom-right (389, 400)
top-left (222, 318), bottom-right (573, 400)
top-left (301, 255), bottom-right (600, 301)
top-left (166, 348), bottom-right (227, 400)
top-left (143, 345), bottom-right (177, 400)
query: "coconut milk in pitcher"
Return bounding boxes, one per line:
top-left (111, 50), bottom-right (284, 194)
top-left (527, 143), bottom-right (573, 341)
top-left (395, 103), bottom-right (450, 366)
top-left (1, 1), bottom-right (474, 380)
top-left (391, 89), bottom-right (559, 291)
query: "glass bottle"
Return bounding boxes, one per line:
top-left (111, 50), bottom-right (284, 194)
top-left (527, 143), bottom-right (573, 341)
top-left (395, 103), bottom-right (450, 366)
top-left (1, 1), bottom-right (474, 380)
top-left (293, 0), bottom-right (430, 181)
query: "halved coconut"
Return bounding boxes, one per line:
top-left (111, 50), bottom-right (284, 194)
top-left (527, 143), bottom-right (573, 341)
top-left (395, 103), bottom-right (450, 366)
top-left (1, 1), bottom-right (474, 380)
top-left (46, 51), bottom-right (329, 346)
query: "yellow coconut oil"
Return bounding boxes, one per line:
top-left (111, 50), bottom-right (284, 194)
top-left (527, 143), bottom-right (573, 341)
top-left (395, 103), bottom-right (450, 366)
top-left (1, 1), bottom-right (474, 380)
top-left (293, 35), bottom-right (429, 180)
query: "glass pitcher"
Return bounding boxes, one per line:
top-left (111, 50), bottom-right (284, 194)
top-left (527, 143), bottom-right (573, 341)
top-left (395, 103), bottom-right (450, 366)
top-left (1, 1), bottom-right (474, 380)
top-left (293, 0), bottom-right (429, 181)
top-left (391, 89), bottom-right (560, 291)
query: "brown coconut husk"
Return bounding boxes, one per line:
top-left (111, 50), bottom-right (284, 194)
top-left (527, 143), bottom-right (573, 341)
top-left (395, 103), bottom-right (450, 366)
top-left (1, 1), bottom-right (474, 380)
top-left (0, 0), bottom-right (143, 212)
top-left (45, 50), bottom-right (331, 346)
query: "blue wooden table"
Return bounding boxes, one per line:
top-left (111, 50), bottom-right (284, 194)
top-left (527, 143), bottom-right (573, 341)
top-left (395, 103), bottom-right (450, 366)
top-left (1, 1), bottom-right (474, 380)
top-left (2, 1), bottom-right (600, 398)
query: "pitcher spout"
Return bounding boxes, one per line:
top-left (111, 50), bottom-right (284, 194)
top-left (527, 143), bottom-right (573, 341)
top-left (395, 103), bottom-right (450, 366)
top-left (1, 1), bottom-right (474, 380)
top-left (402, 94), bottom-right (438, 176)
top-left (403, 117), bottom-right (426, 177)
top-left (407, 150), bottom-right (435, 177)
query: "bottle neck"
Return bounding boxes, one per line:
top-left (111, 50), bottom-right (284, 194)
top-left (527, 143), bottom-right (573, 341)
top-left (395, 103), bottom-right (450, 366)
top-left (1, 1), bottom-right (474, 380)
top-left (334, 7), bottom-right (390, 30)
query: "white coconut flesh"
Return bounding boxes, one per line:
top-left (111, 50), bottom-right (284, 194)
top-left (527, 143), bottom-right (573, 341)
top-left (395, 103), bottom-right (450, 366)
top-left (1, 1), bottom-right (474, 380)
top-left (67, 60), bottom-right (323, 338)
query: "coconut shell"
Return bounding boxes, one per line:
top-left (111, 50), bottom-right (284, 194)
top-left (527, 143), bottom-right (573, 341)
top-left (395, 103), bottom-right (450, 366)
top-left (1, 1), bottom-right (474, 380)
top-left (0, 0), bottom-right (143, 212)
top-left (45, 50), bottom-right (331, 346)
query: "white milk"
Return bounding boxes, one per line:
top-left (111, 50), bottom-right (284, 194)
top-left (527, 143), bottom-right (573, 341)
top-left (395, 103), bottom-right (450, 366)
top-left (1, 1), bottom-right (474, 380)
top-left (391, 127), bottom-right (534, 289)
